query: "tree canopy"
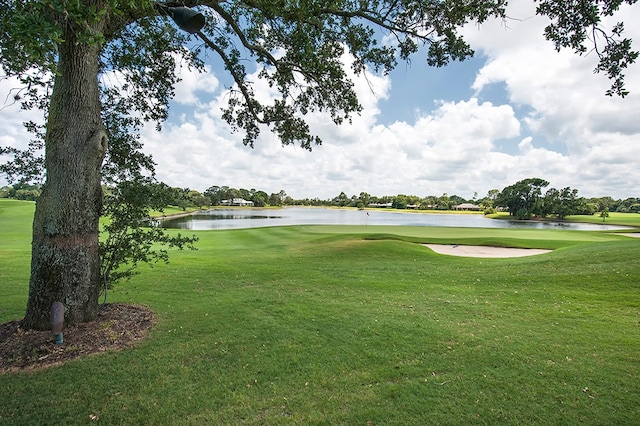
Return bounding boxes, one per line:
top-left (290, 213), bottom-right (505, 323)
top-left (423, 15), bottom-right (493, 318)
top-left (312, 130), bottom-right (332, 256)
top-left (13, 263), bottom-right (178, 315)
top-left (0, 0), bottom-right (637, 329)
top-left (2, 1), bottom-right (638, 152)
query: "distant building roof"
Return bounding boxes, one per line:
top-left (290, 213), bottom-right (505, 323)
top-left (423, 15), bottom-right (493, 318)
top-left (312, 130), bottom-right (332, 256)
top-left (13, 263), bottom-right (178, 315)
top-left (455, 203), bottom-right (481, 210)
top-left (221, 198), bottom-right (254, 206)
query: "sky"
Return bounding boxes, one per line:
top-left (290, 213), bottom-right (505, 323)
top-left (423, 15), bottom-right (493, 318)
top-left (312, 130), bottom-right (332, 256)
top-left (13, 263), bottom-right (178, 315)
top-left (1, 2), bottom-right (639, 201)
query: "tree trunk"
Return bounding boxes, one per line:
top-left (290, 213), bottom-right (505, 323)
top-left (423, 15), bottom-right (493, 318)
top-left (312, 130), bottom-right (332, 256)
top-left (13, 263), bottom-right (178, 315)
top-left (22, 30), bottom-right (107, 330)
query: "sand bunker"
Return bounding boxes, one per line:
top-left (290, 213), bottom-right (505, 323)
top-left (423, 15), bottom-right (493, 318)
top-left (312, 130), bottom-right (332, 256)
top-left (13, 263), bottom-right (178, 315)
top-left (423, 244), bottom-right (551, 258)
top-left (618, 233), bottom-right (640, 238)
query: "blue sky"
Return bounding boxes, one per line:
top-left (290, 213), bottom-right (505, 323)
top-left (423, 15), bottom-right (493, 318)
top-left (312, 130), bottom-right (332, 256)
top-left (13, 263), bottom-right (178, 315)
top-left (1, 2), bottom-right (639, 201)
top-left (379, 55), bottom-right (485, 124)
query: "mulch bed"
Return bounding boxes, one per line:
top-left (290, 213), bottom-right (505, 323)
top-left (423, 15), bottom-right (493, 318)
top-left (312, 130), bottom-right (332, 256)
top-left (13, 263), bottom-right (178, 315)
top-left (0, 303), bottom-right (154, 373)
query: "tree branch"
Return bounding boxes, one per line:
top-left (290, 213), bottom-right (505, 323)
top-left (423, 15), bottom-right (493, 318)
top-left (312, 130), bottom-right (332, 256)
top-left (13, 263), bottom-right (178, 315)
top-left (195, 30), bottom-right (263, 123)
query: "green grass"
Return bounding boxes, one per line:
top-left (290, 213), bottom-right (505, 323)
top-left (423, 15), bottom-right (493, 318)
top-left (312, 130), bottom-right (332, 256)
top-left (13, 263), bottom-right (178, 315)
top-left (567, 212), bottom-right (640, 228)
top-left (150, 206), bottom-right (201, 217)
top-left (0, 200), bottom-right (34, 320)
top-left (489, 211), bottom-right (640, 229)
top-left (1, 199), bottom-right (639, 424)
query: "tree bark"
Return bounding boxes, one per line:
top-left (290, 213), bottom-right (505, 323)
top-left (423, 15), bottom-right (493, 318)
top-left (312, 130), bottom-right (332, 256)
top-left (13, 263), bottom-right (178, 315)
top-left (22, 29), bottom-right (107, 330)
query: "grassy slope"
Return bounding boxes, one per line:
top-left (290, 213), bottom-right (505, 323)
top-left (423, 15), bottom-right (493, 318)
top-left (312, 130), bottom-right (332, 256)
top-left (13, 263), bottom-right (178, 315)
top-left (567, 211), bottom-right (640, 228)
top-left (1, 199), bottom-right (639, 425)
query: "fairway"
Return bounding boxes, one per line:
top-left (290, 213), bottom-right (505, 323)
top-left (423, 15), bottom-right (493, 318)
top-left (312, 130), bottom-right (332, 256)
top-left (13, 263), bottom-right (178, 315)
top-left (1, 200), bottom-right (639, 424)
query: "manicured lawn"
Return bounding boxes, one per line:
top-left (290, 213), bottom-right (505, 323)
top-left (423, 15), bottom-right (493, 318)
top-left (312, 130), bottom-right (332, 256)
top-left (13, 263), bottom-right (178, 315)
top-left (489, 211), bottom-right (640, 229)
top-left (1, 199), bottom-right (639, 424)
top-left (567, 211), bottom-right (640, 228)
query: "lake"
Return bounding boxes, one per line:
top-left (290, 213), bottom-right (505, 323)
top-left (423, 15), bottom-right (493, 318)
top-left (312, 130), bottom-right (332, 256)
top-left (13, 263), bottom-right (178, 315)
top-left (159, 207), bottom-right (627, 231)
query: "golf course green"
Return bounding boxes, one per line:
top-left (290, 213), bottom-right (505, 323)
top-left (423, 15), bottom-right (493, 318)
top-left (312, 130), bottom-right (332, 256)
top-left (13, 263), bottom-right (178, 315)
top-left (1, 199), bottom-right (639, 424)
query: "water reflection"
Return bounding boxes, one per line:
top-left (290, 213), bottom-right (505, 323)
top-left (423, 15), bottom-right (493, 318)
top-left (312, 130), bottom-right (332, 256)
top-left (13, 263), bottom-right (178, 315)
top-left (160, 207), bottom-right (628, 231)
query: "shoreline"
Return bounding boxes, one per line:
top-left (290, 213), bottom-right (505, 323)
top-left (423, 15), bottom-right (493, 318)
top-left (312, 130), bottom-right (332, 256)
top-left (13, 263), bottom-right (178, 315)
top-left (154, 205), bottom-right (637, 230)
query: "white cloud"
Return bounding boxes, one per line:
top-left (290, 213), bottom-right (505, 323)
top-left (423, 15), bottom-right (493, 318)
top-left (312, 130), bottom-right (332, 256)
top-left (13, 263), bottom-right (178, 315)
top-left (145, 77), bottom-right (528, 198)
top-left (173, 64), bottom-right (220, 106)
top-left (459, 2), bottom-right (640, 197)
top-left (0, 74), bottom-right (46, 182)
top-left (2, 5), bottom-right (639, 201)
top-left (141, 13), bottom-right (640, 200)
top-left (0, 75), bottom-right (45, 150)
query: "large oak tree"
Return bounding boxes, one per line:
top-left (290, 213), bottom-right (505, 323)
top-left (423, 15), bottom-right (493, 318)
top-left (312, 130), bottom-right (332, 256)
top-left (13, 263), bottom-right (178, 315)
top-left (0, 0), bottom-right (637, 329)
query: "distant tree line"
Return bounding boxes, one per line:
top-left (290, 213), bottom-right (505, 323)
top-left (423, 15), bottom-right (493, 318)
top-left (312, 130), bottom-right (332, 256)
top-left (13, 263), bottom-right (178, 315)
top-left (2, 179), bottom-right (639, 219)
top-left (490, 177), bottom-right (640, 219)
top-left (202, 186), bottom-right (289, 208)
top-left (0, 183), bottom-right (41, 201)
top-left (493, 178), bottom-right (586, 219)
